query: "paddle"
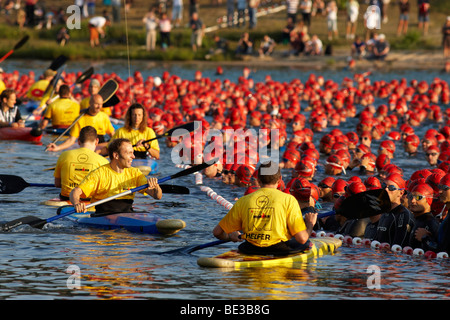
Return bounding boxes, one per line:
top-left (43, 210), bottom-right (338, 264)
top-left (0, 160), bottom-right (215, 231)
top-left (0, 175), bottom-right (55, 194)
top-left (0, 175), bottom-right (189, 195)
top-left (0, 35), bottom-right (29, 64)
top-left (44, 79), bottom-right (119, 150)
top-left (132, 121), bottom-right (199, 147)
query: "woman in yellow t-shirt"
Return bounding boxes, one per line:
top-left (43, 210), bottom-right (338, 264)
top-left (213, 161), bottom-right (318, 255)
top-left (108, 103), bottom-right (160, 159)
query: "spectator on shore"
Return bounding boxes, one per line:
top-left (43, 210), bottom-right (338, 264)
top-left (248, 0), bottom-right (259, 29)
top-left (172, 0), bottom-right (183, 27)
top-left (259, 35), bottom-right (276, 57)
top-left (25, 0), bottom-right (37, 27)
top-left (365, 32), bottom-right (379, 56)
top-left (190, 12), bottom-right (205, 52)
top-left (312, 0), bottom-right (325, 16)
top-left (299, 0), bottom-right (313, 32)
top-left (417, 0), bottom-right (430, 36)
top-left (397, 0), bottom-right (409, 36)
top-left (111, 0), bottom-right (121, 23)
top-left (346, 0), bottom-right (359, 40)
top-left (236, 0), bottom-right (247, 28)
top-left (351, 35), bottom-right (366, 59)
top-left (370, 33), bottom-right (389, 60)
top-left (159, 12), bottom-right (172, 49)
top-left (281, 17), bottom-right (295, 45)
top-left (56, 27), bottom-right (70, 46)
top-left (326, 1), bottom-right (338, 41)
top-left (88, 15), bottom-right (110, 47)
top-left (226, 0), bottom-right (235, 27)
top-left (305, 34), bottom-right (323, 56)
top-left (189, 0), bottom-right (199, 16)
top-left (143, 9), bottom-right (159, 52)
top-left (286, 0), bottom-right (299, 24)
top-left (364, 3), bottom-right (381, 41)
top-left (442, 16), bottom-right (450, 60)
top-left (206, 34), bottom-right (229, 59)
top-left (236, 32), bottom-right (253, 55)
top-left (285, 24), bottom-right (307, 56)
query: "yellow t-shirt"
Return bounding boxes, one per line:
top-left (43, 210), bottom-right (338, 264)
top-left (110, 127), bottom-right (160, 153)
top-left (77, 164), bottom-right (149, 204)
top-left (43, 98), bottom-right (81, 127)
top-left (0, 80), bottom-right (5, 95)
top-left (219, 188), bottom-right (306, 247)
top-left (69, 111), bottom-right (115, 138)
top-left (54, 147), bottom-right (109, 197)
top-left (81, 96), bottom-right (112, 116)
top-left (26, 79), bottom-right (50, 101)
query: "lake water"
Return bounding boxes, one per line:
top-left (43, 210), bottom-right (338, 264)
top-left (1, 60), bottom-right (449, 305)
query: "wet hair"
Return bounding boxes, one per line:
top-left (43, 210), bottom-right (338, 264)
top-left (58, 84), bottom-right (71, 97)
top-left (124, 103), bottom-right (149, 133)
top-left (108, 138), bottom-right (131, 159)
top-left (257, 161), bottom-right (281, 185)
top-left (0, 89), bottom-right (15, 102)
top-left (78, 126), bottom-right (98, 144)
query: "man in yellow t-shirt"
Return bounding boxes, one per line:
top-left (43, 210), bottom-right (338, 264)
top-left (213, 161), bottom-right (317, 255)
top-left (0, 67), bottom-right (6, 95)
top-left (40, 84), bottom-right (80, 130)
top-left (46, 94), bottom-right (115, 152)
top-left (54, 126), bottom-right (109, 199)
top-left (80, 79), bottom-right (112, 116)
top-left (26, 69), bottom-right (56, 102)
top-left (70, 138), bottom-right (162, 214)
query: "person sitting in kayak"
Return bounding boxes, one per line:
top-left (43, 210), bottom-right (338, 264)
top-left (0, 89), bottom-right (25, 128)
top-left (54, 126), bottom-right (109, 201)
top-left (69, 138), bottom-right (162, 214)
top-left (101, 103), bottom-right (160, 159)
top-left (39, 84), bottom-right (81, 130)
top-left (212, 161), bottom-right (317, 255)
top-left (46, 94), bottom-right (115, 152)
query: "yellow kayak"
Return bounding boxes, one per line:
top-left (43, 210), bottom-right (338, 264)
top-left (197, 237), bottom-right (342, 269)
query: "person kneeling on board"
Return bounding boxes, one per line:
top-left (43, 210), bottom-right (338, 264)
top-left (69, 138), bottom-right (162, 214)
top-left (212, 161), bottom-right (317, 255)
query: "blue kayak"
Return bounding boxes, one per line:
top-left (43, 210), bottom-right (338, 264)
top-left (67, 211), bottom-right (185, 235)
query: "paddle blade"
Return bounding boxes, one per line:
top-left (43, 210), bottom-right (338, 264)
top-left (160, 184), bottom-right (190, 194)
top-left (1, 216), bottom-right (46, 232)
top-left (102, 94), bottom-right (120, 108)
top-left (98, 79), bottom-right (119, 103)
top-left (76, 67), bottom-right (94, 84)
top-left (170, 159), bottom-right (218, 180)
top-left (14, 34), bottom-right (30, 50)
top-left (336, 189), bottom-right (391, 220)
top-left (48, 55), bottom-right (68, 71)
top-left (0, 175), bottom-right (29, 194)
top-left (161, 240), bottom-right (226, 255)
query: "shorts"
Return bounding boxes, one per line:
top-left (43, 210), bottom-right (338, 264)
top-left (348, 14), bottom-right (358, 23)
top-left (399, 13), bottom-right (409, 21)
top-left (327, 18), bottom-right (337, 31)
top-left (418, 14), bottom-right (429, 22)
top-left (89, 25), bottom-right (99, 41)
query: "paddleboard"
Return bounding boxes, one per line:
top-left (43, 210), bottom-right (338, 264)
top-left (197, 237), bottom-right (342, 268)
top-left (67, 212), bottom-right (185, 235)
top-left (132, 158), bottom-right (159, 175)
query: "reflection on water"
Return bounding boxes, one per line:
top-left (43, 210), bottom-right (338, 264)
top-left (1, 62), bottom-right (450, 300)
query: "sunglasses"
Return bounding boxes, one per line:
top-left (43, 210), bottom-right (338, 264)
top-left (318, 183), bottom-right (331, 189)
top-left (407, 194), bottom-right (432, 201)
top-left (333, 193), bottom-right (343, 199)
top-left (382, 184), bottom-right (404, 192)
top-left (426, 153), bottom-right (438, 157)
top-left (438, 184), bottom-right (450, 191)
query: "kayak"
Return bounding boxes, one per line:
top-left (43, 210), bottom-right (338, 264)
top-left (0, 126), bottom-right (42, 143)
top-left (197, 237), bottom-right (342, 268)
top-left (67, 211), bottom-right (186, 235)
top-left (132, 158), bottom-right (159, 175)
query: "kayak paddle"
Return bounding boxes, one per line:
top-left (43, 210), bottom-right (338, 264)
top-left (0, 175), bottom-right (55, 194)
top-left (133, 121), bottom-right (199, 147)
top-left (0, 175), bottom-right (188, 195)
top-left (0, 159), bottom-right (216, 231)
top-left (0, 34), bottom-right (29, 64)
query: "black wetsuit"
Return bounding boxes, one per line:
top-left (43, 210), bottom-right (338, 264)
top-left (409, 212), bottom-right (440, 250)
top-left (375, 204), bottom-right (415, 247)
top-left (364, 219), bottom-right (379, 240)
